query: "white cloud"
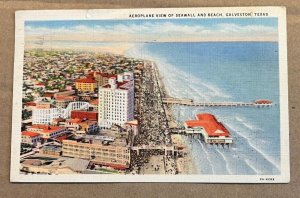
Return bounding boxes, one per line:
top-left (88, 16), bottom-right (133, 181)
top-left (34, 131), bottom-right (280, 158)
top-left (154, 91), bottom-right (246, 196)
top-left (25, 21), bottom-right (278, 42)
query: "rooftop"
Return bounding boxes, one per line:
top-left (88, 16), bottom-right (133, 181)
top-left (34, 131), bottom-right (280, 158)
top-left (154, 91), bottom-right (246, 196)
top-left (30, 125), bottom-right (65, 133)
top-left (67, 118), bottom-right (82, 124)
top-left (22, 131), bottom-right (40, 137)
top-left (102, 80), bottom-right (130, 90)
top-left (75, 78), bottom-right (97, 83)
top-left (89, 99), bottom-right (99, 105)
top-left (185, 113), bottom-right (231, 137)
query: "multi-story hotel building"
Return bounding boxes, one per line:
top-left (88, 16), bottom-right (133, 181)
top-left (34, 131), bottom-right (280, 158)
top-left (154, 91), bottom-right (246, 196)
top-left (75, 78), bottom-right (97, 92)
top-left (62, 140), bottom-right (130, 170)
top-left (98, 72), bottom-right (134, 128)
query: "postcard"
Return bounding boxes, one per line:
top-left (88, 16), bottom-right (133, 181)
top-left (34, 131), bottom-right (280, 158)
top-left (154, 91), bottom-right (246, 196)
top-left (11, 7), bottom-right (289, 183)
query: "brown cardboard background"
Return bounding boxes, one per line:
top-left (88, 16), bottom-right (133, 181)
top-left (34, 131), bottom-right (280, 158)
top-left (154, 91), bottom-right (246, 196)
top-left (0, 1), bottom-right (299, 197)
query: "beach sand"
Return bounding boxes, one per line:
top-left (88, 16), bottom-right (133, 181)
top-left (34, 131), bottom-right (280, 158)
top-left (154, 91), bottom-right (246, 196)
top-left (171, 134), bottom-right (197, 174)
top-left (152, 60), bottom-right (198, 175)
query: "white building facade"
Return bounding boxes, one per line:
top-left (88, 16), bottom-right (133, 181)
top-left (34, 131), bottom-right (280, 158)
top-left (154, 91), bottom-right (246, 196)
top-left (98, 72), bottom-right (134, 128)
top-left (32, 108), bottom-right (61, 125)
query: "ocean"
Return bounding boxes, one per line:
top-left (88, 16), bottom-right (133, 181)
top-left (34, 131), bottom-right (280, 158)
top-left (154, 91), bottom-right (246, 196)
top-left (126, 42), bottom-right (280, 175)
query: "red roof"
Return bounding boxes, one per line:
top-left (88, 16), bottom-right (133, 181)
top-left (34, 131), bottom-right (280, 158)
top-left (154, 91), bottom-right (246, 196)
top-left (196, 113), bottom-right (217, 122)
top-left (25, 102), bottom-right (36, 106)
top-left (56, 135), bottom-right (68, 142)
top-left (75, 78), bottom-right (96, 83)
top-left (89, 99), bottom-right (99, 105)
top-left (55, 95), bottom-right (76, 101)
top-left (30, 125), bottom-right (64, 133)
top-left (22, 131), bottom-right (40, 137)
top-left (185, 113), bottom-right (231, 137)
top-left (255, 99), bottom-right (272, 104)
top-left (67, 118), bottom-right (82, 123)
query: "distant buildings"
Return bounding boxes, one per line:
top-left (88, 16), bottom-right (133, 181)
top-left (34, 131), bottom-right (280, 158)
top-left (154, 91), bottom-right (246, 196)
top-left (20, 51), bottom-right (145, 173)
top-left (98, 72), bottom-right (134, 128)
top-left (184, 113), bottom-right (233, 144)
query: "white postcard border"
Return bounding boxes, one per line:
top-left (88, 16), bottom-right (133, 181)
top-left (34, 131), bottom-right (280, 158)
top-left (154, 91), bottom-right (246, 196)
top-left (11, 6), bottom-right (289, 183)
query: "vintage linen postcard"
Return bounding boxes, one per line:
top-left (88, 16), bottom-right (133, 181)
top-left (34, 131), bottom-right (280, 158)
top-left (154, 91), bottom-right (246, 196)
top-left (11, 7), bottom-right (289, 183)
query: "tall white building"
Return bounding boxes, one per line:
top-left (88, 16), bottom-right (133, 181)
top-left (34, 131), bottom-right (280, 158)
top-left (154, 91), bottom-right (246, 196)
top-left (98, 72), bottom-right (134, 128)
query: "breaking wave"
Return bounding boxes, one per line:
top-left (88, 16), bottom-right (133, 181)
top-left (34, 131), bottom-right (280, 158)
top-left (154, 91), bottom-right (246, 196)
top-left (126, 43), bottom-right (281, 175)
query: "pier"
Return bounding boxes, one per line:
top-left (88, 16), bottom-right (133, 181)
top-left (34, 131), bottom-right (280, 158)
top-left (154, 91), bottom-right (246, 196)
top-left (163, 97), bottom-right (273, 107)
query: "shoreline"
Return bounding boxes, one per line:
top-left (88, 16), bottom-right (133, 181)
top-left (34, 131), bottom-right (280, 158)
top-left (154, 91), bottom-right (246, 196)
top-left (150, 61), bottom-right (198, 175)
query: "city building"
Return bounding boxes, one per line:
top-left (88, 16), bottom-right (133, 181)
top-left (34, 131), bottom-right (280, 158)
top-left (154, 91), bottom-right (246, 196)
top-left (184, 113), bottom-right (233, 144)
top-left (40, 145), bottom-right (62, 156)
top-left (75, 78), bottom-right (97, 92)
top-left (55, 95), bottom-right (76, 108)
top-left (125, 119), bottom-right (139, 136)
top-left (89, 71), bottom-right (116, 87)
top-left (36, 101), bottom-right (52, 109)
top-left (71, 110), bottom-right (98, 120)
top-left (33, 82), bottom-right (45, 90)
top-left (20, 157), bottom-right (90, 174)
top-left (62, 139), bottom-right (131, 170)
top-left (27, 125), bottom-right (67, 139)
top-left (98, 72), bottom-right (134, 128)
top-left (65, 118), bottom-right (82, 131)
top-left (78, 120), bottom-right (99, 134)
top-left (21, 131), bottom-right (42, 146)
top-left (32, 101), bottom-right (90, 124)
top-left (32, 107), bottom-right (61, 124)
top-left (89, 99), bottom-right (99, 111)
top-left (54, 90), bottom-right (75, 98)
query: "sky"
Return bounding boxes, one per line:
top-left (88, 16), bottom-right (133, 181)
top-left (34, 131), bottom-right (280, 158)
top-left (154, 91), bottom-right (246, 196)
top-left (25, 18), bottom-right (278, 43)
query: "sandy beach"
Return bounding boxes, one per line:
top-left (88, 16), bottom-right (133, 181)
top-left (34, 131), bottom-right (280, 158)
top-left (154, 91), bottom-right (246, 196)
top-left (171, 134), bottom-right (197, 174)
top-left (152, 61), bottom-right (198, 174)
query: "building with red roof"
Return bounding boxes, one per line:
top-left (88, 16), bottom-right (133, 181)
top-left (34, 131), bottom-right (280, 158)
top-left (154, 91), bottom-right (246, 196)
top-left (27, 125), bottom-right (67, 139)
top-left (21, 131), bottom-right (42, 146)
top-left (184, 113), bottom-right (233, 144)
top-left (75, 78), bottom-right (97, 92)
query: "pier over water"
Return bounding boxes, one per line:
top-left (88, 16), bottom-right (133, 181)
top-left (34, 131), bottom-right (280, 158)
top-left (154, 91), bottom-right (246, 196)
top-left (163, 97), bottom-right (273, 108)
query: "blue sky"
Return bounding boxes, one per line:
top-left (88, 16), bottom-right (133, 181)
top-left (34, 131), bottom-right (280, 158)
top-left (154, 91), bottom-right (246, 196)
top-left (25, 18), bottom-right (278, 29)
top-left (25, 18), bottom-right (278, 42)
